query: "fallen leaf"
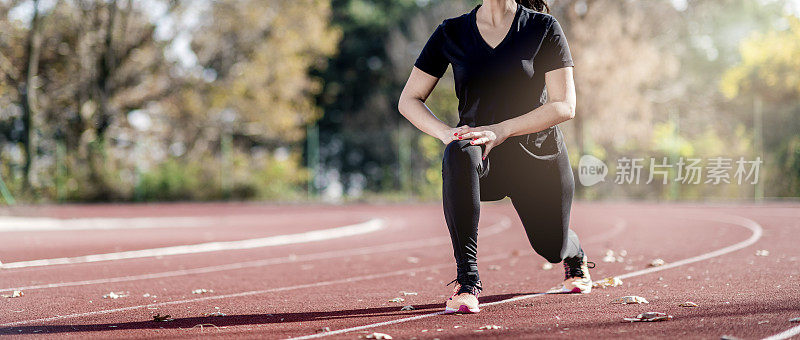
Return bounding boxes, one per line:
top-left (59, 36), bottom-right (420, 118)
top-left (363, 332), bottom-right (393, 339)
top-left (623, 312), bottom-right (673, 322)
top-left (755, 250), bottom-right (769, 256)
top-left (192, 289), bottom-right (213, 294)
top-left (153, 314), bottom-right (173, 322)
top-left (388, 297), bottom-right (405, 303)
top-left (203, 312), bottom-right (226, 317)
top-left (479, 325), bottom-right (502, 330)
top-left (401, 305), bottom-right (415, 311)
top-left (593, 277), bottom-right (623, 288)
top-left (679, 301), bottom-right (699, 307)
top-left (2, 290), bottom-right (24, 298)
top-left (103, 292), bottom-right (128, 299)
top-left (602, 250), bottom-right (616, 263)
top-left (614, 296), bottom-right (649, 304)
top-left (720, 336), bottom-right (742, 340)
top-left (649, 259), bottom-right (666, 267)
top-left (316, 327), bottom-right (331, 333)
top-left (401, 291), bottom-right (418, 296)
top-left (406, 257), bottom-right (420, 264)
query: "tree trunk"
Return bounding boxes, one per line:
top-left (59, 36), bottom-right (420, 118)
top-left (21, 0), bottom-right (42, 191)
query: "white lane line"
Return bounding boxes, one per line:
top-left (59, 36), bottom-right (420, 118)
top-left (285, 213), bottom-right (764, 340)
top-left (0, 217), bottom-right (512, 292)
top-left (0, 252), bottom-right (510, 328)
top-left (0, 214), bottom-right (279, 232)
top-left (763, 325), bottom-right (800, 340)
top-left (614, 214), bottom-right (762, 280)
top-left (0, 219), bottom-right (385, 270)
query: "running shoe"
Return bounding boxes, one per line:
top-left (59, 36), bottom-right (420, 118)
top-left (547, 254), bottom-right (595, 294)
top-left (444, 279), bottom-right (481, 314)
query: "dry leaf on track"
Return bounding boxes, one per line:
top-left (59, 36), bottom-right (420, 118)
top-left (1, 290), bottom-right (24, 298)
top-left (153, 314), bottom-right (173, 322)
top-left (103, 292), bottom-right (128, 299)
top-left (593, 277), bottom-right (623, 288)
top-left (614, 296), bottom-right (649, 304)
top-left (623, 312), bottom-right (673, 322)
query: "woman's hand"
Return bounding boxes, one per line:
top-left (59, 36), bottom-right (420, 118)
top-left (456, 124), bottom-right (511, 160)
top-left (436, 126), bottom-right (464, 145)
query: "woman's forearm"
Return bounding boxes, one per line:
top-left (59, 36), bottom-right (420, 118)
top-left (398, 96), bottom-right (452, 141)
top-left (496, 100), bottom-right (575, 138)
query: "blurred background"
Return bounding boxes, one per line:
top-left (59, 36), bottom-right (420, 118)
top-left (0, 0), bottom-right (798, 204)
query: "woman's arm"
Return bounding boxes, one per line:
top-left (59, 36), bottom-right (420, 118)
top-left (398, 67), bottom-right (461, 145)
top-left (457, 66), bottom-right (576, 159)
top-left (498, 66), bottom-right (576, 136)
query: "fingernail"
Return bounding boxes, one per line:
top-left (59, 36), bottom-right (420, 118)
top-left (454, 132), bottom-right (458, 136)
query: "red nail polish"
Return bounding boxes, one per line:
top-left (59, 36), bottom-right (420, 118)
top-left (454, 132), bottom-right (458, 136)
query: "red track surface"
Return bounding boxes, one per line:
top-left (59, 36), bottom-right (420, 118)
top-left (1, 202), bottom-right (798, 339)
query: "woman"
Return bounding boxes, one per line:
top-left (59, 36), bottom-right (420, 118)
top-left (397, 0), bottom-right (594, 314)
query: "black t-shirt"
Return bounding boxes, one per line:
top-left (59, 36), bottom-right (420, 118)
top-left (414, 3), bottom-right (573, 132)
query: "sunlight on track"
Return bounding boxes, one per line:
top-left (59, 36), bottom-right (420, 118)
top-left (0, 216), bottom-right (511, 293)
top-left (1, 219), bottom-right (384, 269)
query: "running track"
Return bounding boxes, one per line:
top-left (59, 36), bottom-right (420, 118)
top-left (0, 202), bottom-right (798, 339)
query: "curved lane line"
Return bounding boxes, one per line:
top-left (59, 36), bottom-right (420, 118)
top-left (763, 325), bottom-right (800, 340)
top-left (0, 217), bottom-right (511, 292)
top-left (0, 219), bottom-right (385, 270)
top-left (285, 213), bottom-right (764, 340)
top-left (0, 213), bottom-right (325, 232)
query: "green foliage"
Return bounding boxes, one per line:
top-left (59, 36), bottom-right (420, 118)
top-left (721, 16), bottom-right (800, 100)
top-left (136, 158), bottom-right (209, 201)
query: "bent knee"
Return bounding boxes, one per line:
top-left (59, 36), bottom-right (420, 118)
top-left (443, 140), bottom-right (479, 170)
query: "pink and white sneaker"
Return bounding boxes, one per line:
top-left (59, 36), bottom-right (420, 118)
top-left (444, 279), bottom-right (482, 314)
top-left (547, 255), bottom-right (596, 294)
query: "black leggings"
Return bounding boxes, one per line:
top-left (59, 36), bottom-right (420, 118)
top-left (442, 130), bottom-right (582, 285)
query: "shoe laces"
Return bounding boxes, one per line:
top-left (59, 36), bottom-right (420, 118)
top-left (446, 278), bottom-right (482, 296)
top-left (563, 256), bottom-right (596, 280)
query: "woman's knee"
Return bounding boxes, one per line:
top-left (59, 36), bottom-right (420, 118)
top-left (443, 140), bottom-right (478, 172)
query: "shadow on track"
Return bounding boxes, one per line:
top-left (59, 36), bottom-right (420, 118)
top-left (0, 292), bottom-right (536, 335)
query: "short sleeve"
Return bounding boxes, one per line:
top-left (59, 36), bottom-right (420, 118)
top-left (537, 17), bottom-right (574, 74)
top-left (414, 23), bottom-right (450, 78)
